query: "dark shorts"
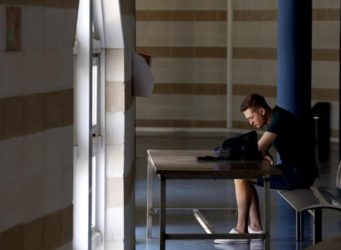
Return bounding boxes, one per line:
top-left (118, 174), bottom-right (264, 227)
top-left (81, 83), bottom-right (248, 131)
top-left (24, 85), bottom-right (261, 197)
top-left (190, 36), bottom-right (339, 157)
top-left (255, 164), bottom-right (315, 190)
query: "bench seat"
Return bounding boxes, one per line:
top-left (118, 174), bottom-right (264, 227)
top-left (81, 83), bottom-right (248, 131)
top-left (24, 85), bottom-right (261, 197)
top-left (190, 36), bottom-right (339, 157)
top-left (278, 186), bottom-right (341, 243)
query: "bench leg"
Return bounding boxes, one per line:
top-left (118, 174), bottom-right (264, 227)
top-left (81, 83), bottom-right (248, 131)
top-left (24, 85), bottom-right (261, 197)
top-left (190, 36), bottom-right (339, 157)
top-left (313, 208), bottom-right (322, 244)
top-left (296, 211), bottom-right (303, 241)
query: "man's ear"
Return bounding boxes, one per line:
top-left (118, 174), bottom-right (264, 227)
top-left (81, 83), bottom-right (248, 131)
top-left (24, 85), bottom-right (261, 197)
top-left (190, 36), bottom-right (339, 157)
top-left (259, 107), bottom-right (265, 115)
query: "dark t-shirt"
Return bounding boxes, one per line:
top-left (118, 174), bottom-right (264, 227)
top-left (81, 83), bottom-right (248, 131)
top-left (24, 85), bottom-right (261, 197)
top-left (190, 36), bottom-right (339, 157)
top-left (266, 106), bottom-right (318, 178)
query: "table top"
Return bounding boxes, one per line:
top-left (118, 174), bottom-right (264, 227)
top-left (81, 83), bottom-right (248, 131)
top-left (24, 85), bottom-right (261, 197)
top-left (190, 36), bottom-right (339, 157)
top-left (147, 149), bottom-right (282, 179)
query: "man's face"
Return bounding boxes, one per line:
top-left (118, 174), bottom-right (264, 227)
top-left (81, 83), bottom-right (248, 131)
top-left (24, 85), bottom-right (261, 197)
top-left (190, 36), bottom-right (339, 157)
top-left (243, 107), bottom-right (266, 128)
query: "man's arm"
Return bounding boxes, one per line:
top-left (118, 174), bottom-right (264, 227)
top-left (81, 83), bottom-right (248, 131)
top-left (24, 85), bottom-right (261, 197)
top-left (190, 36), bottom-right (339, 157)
top-left (258, 131), bottom-right (277, 153)
top-left (258, 131), bottom-right (277, 164)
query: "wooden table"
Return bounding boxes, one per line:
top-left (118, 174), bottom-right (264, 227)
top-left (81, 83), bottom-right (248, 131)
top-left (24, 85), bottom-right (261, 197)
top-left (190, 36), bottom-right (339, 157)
top-left (146, 149), bottom-right (282, 250)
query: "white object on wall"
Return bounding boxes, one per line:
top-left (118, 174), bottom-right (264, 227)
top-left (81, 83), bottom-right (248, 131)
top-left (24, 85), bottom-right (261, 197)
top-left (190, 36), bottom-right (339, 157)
top-left (133, 52), bottom-right (154, 96)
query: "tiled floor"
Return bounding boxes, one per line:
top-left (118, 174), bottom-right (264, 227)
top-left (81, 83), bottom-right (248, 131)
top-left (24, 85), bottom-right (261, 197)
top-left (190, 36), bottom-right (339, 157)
top-left (135, 132), bottom-right (341, 250)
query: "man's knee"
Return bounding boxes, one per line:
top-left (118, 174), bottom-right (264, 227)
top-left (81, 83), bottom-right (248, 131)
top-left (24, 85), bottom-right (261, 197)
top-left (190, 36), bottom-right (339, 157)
top-left (234, 179), bottom-right (252, 186)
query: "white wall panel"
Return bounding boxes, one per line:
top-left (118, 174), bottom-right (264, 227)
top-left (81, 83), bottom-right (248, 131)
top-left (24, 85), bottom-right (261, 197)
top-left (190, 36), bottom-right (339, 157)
top-left (136, 0), bottom-right (227, 10)
top-left (24, 133), bottom-right (44, 178)
top-left (136, 95), bottom-right (226, 120)
top-left (234, 0), bottom-right (277, 10)
top-left (234, 22), bottom-right (277, 48)
top-left (2, 181), bottom-right (23, 230)
top-left (312, 61), bottom-right (339, 88)
top-left (24, 50), bottom-right (45, 94)
top-left (233, 59), bottom-right (277, 85)
top-left (22, 177), bottom-right (44, 223)
top-left (44, 7), bottom-right (64, 48)
top-left (313, 21), bottom-right (340, 49)
top-left (43, 170), bottom-right (61, 214)
top-left (151, 58), bottom-right (226, 83)
top-left (3, 137), bottom-right (25, 182)
top-left (106, 112), bottom-right (125, 145)
top-left (3, 53), bottom-right (24, 97)
top-left (0, 6), bottom-right (4, 51)
top-left (22, 7), bottom-right (44, 50)
top-left (44, 128), bottom-right (62, 172)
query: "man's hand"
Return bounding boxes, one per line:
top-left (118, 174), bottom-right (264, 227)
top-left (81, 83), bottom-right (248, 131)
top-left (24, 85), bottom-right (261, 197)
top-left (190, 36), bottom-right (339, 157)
top-left (263, 154), bottom-right (274, 165)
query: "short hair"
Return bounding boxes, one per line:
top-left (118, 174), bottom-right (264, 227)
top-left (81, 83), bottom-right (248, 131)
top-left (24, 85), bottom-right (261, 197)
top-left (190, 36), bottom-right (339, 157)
top-left (240, 93), bottom-right (270, 112)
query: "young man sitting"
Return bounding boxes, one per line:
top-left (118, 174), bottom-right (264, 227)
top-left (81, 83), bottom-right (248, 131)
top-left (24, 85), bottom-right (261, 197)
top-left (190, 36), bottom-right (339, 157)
top-left (215, 93), bottom-right (318, 244)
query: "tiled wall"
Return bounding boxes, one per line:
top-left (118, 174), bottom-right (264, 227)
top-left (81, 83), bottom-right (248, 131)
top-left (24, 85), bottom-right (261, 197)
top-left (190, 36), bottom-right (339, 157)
top-left (136, 0), bottom-right (340, 137)
top-left (104, 0), bottom-right (136, 249)
top-left (0, 1), bottom-right (78, 249)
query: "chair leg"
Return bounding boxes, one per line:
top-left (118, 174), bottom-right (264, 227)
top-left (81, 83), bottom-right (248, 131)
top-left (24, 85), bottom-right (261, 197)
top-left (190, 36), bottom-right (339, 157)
top-left (313, 208), bottom-right (322, 244)
top-left (296, 211), bottom-right (303, 241)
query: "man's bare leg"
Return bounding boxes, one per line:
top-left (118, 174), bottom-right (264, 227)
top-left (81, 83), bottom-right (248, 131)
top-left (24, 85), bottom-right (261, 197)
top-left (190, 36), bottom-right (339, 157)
top-left (234, 179), bottom-right (253, 233)
top-left (248, 185), bottom-right (263, 231)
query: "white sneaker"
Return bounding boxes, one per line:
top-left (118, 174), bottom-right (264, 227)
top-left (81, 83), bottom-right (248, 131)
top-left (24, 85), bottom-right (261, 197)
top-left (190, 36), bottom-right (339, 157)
top-left (248, 226), bottom-right (264, 241)
top-left (214, 228), bottom-right (250, 244)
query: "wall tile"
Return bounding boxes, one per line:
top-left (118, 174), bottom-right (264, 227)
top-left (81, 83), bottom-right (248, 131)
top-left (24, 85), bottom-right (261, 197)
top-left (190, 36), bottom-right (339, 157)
top-left (43, 49), bottom-right (64, 90)
top-left (105, 208), bottom-right (124, 240)
top-left (61, 126), bottom-right (73, 166)
top-left (44, 128), bottom-right (62, 172)
top-left (106, 145), bottom-right (124, 177)
top-left (63, 9), bottom-right (78, 48)
top-left (60, 89), bottom-right (73, 126)
top-left (3, 137), bottom-right (25, 182)
top-left (0, 7), bottom-right (4, 51)
top-left (61, 205), bottom-right (73, 244)
top-left (0, 224), bottom-right (24, 250)
top-left (61, 166), bottom-right (73, 208)
top-left (107, 177), bottom-right (124, 208)
top-left (3, 181), bottom-right (23, 230)
top-left (3, 53), bottom-right (24, 97)
top-left (44, 7), bottom-right (63, 48)
top-left (22, 177), bottom-right (44, 223)
top-left (21, 6), bottom-right (44, 50)
top-left (43, 170), bottom-right (61, 214)
top-left (60, 49), bottom-right (74, 89)
top-left (0, 186), bottom-right (3, 232)
top-left (24, 93), bottom-right (44, 135)
top-left (44, 91), bottom-right (63, 128)
top-left (43, 210), bottom-right (62, 249)
top-left (24, 133), bottom-right (44, 178)
top-left (0, 54), bottom-right (3, 98)
top-left (3, 96), bottom-right (24, 139)
top-left (106, 82), bottom-right (125, 113)
top-left (312, 61), bottom-right (339, 89)
top-left (23, 219), bottom-right (43, 250)
top-left (106, 49), bottom-right (125, 82)
top-left (106, 112), bottom-right (125, 145)
top-left (0, 107), bottom-right (3, 184)
top-left (24, 50), bottom-right (44, 94)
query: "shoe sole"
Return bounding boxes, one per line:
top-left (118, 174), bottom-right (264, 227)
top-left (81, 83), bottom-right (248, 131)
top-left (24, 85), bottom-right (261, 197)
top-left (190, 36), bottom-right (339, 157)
top-left (214, 239), bottom-right (250, 244)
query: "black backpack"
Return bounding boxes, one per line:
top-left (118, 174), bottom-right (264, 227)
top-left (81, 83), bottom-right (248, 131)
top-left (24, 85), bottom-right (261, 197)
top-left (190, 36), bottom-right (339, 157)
top-left (198, 131), bottom-right (263, 161)
top-left (217, 130), bottom-right (263, 160)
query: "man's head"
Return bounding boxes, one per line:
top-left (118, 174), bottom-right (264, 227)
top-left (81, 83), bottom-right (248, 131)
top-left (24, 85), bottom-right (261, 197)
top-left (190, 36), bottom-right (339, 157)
top-left (240, 93), bottom-right (271, 128)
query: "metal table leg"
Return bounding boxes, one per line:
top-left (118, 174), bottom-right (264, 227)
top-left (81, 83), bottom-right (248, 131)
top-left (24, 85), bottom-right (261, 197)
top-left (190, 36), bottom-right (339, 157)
top-left (160, 176), bottom-right (166, 250)
top-left (146, 156), bottom-right (154, 238)
top-left (264, 176), bottom-right (271, 250)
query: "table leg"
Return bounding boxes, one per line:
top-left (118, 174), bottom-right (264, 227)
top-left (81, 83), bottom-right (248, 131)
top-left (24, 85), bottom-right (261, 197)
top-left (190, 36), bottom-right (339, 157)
top-left (146, 156), bottom-right (153, 238)
top-left (264, 176), bottom-right (271, 250)
top-left (160, 176), bottom-right (166, 250)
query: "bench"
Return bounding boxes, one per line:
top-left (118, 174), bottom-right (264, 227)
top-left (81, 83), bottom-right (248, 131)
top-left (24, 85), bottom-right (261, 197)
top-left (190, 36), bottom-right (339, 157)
top-left (277, 162), bottom-right (341, 244)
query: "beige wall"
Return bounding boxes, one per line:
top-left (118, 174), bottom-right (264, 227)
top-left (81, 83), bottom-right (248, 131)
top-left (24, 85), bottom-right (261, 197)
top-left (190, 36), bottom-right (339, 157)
top-left (136, 0), bottom-right (340, 138)
top-left (0, 1), bottom-right (78, 249)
